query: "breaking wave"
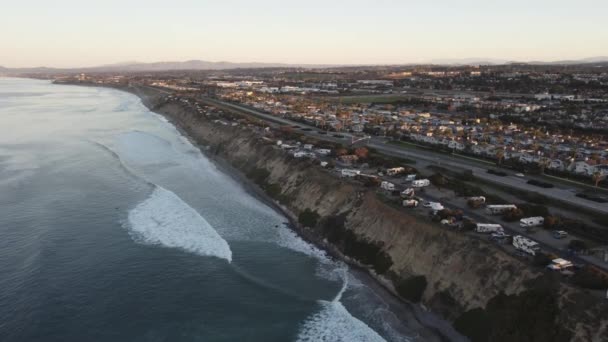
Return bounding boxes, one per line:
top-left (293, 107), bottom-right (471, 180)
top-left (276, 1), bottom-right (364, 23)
top-left (125, 186), bottom-right (232, 262)
top-left (296, 267), bottom-right (387, 342)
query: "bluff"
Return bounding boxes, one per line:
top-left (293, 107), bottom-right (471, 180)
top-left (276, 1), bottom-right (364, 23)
top-left (140, 90), bottom-right (607, 341)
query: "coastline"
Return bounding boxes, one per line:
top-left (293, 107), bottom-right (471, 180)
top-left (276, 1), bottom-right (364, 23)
top-left (101, 83), bottom-right (466, 341)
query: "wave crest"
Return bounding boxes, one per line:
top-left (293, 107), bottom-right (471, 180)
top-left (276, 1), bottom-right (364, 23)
top-left (125, 186), bottom-right (232, 262)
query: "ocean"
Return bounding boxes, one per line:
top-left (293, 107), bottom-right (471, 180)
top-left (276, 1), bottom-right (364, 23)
top-left (0, 78), bottom-right (446, 341)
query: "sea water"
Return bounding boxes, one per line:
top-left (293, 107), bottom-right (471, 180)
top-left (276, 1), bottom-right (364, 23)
top-left (0, 77), bottom-right (448, 341)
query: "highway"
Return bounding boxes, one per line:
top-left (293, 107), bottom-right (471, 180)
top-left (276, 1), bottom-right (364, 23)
top-left (198, 96), bottom-right (608, 215)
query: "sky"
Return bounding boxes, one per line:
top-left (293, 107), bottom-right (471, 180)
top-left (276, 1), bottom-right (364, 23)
top-left (1, 0), bottom-right (608, 68)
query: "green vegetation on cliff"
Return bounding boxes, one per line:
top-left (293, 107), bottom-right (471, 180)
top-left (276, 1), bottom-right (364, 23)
top-left (395, 275), bottom-right (428, 303)
top-left (454, 281), bottom-right (571, 342)
top-left (318, 214), bottom-right (393, 274)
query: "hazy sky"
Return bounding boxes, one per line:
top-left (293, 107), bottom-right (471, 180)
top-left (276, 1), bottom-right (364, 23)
top-left (2, 0), bottom-right (608, 68)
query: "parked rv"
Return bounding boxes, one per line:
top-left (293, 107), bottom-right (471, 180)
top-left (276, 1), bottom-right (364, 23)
top-left (423, 202), bottom-right (444, 211)
top-left (380, 181), bottom-right (395, 191)
top-left (411, 179), bottom-right (430, 188)
top-left (475, 223), bottom-right (504, 234)
top-left (400, 188), bottom-right (415, 198)
top-left (485, 204), bottom-right (517, 215)
top-left (512, 235), bottom-right (540, 256)
top-left (403, 199), bottom-right (419, 208)
top-left (467, 196), bottom-right (486, 204)
top-left (547, 258), bottom-right (573, 271)
top-left (386, 167), bottom-right (406, 176)
top-left (340, 169), bottom-right (361, 178)
top-left (490, 231), bottom-right (511, 243)
top-left (519, 216), bottom-right (544, 228)
top-left (552, 230), bottom-right (569, 239)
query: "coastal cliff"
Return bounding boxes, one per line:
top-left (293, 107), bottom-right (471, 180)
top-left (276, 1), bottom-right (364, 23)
top-left (132, 88), bottom-right (607, 341)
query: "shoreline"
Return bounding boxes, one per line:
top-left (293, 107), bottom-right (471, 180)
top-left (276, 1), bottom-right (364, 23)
top-left (106, 83), bottom-right (466, 341)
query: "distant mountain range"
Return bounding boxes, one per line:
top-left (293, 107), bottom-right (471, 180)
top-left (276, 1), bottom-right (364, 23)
top-left (2, 57), bottom-right (608, 74)
top-left (430, 56), bottom-right (608, 66)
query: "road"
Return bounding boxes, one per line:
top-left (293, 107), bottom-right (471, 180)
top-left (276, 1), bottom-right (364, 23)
top-left (198, 96), bottom-right (608, 215)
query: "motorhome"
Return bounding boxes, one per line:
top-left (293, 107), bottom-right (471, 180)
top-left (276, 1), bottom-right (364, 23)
top-left (475, 223), bottom-right (504, 234)
top-left (512, 235), bottom-right (540, 256)
top-left (380, 181), bottom-right (395, 191)
top-left (485, 204), bottom-right (517, 215)
top-left (386, 167), bottom-right (405, 176)
top-left (411, 179), bottom-right (430, 188)
top-left (340, 169), bottom-right (361, 178)
top-left (519, 216), bottom-right (544, 228)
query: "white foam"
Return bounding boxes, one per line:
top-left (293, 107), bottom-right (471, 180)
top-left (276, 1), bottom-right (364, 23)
top-left (296, 300), bottom-right (387, 342)
top-left (125, 186), bottom-right (232, 262)
top-left (296, 267), bottom-right (387, 342)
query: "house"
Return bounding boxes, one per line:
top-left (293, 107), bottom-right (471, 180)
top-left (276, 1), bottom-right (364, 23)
top-left (338, 155), bottom-right (359, 164)
top-left (548, 159), bottom-right (565, 171)
top-left (448, 140), bottom-right (465, 151)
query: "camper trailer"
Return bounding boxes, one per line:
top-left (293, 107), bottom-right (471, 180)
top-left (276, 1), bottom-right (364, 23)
top-left (485, 204), bottom-right (517, 215)
top-left (411, 179), bottom-right (430, 188)
top-left (512, 235), bottom-right (540, 256)
top-left (380, 181), bottom-right (395, 191)
top-left (519, 216), bottom-right (544, 228)
top-left (475, 223), bottom-right (504, 234)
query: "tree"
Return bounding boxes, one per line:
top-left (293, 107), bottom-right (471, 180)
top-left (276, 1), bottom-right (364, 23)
top-left (429, 173), bottom-right (448, 190)
top-left (354, 147), bottom-right (369, 159)
top-left (543, 216), bottom-right (561, 229)
top-left (495, 149), bottom-right (505, 165)
top-left (568, 239), bottom-right (588, 252)
top-left (335, 148), bottom-right (349, 156)
top-left (592, 171), bottom-right (606, 187)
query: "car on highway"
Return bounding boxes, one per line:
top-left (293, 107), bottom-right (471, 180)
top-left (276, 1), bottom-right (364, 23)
top-left (515, 173), bottom-right (525, 177)
top-left (487, 169), bottom-right (508, 177)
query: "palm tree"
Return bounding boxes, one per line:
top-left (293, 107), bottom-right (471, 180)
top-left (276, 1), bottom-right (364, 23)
top-left (495, 149), bottom-right (505, 165)
top-left (592, 171), bottom-right (606, 188)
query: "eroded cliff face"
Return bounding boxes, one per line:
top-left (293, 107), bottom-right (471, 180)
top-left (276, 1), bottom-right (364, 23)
top-left (152, 99), bottom-right (607, 342)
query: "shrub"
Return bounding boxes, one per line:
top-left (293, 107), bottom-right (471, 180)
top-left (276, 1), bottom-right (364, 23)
top-left (429, 173), bottom-right (448, 189)
top-left (265, 183), bottom-right (282, 199)
top-left (543, 216), bottom-right (561, 229)
top-left (395, 275), bottom-right (427, 302)
top-left (454, 286), bottom-right (570, 342)
top-left (454, 308), bottom-right (491, 342)
top-left (568, 239), bottom-right (588, 252)
top-left (321, 214), bottom-right (393, 274)
top-left (298, 209), bottom-right (320, 228)
top-left (572, 266), bottom-right (608, 290)
top-left (502, 208), bottom-right (524, 222)
top-left (517, 203), bottom-right (549, 217)
top-left (247, 167), bottom-right (270, 185)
